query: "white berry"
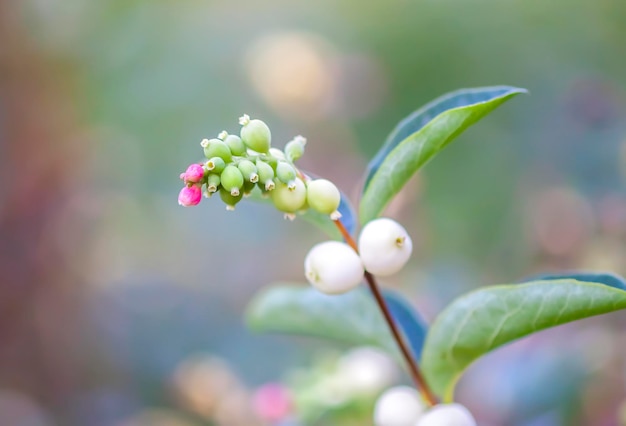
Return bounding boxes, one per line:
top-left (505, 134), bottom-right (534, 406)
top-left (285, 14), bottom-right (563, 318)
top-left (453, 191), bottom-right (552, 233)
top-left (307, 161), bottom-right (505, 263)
top-left (358, 218), bottom-right (413, 276)
top-left (374, 386), bottom-right (425, 426)
top-left (304, 241), bottom-right (364, 294)
top-left (415, 403), bottom-right (476, 426)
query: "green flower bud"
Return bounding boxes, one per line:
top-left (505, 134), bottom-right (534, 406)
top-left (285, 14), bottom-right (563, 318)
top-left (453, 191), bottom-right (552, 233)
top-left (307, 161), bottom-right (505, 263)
top-left (271, 178), bottom-right (307, 213)
top-left (237, 159), bottom-right (259, 183)
top-left (242, 179), bottom-right (257, 196)
top-left (255, 159), bottom-right (275, 188)
top-left (205, 157), bottom-right (226, 174)
top-left (285, 135), bottom-right (306, 162)
top-left (269, 148), bottom-right (286, 161)
top-left (206, 174), bottom-right (221, 193)
top-left (239, 114), bottom-right (271, 153)
top-left (262, 154), bottom-right (279, 170)
top-left (276, 161), bottom-right (296, 185)
top-left (306, 179), bottom-right (341, 215)
top-left (224, 134), bottom-right (246, 156)
top-left (202, 138), bottom-right (232, 162)
top-left (219, 186), bottom-right (243, 211)
top-left (257, 182), bottom-right (272, 198)
top-left (220, 164), bottom-right (244, 197)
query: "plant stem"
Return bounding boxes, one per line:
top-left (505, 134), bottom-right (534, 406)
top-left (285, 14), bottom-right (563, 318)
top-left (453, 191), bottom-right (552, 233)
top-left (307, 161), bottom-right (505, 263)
top-left (334, 218), bottom-right (438, 407)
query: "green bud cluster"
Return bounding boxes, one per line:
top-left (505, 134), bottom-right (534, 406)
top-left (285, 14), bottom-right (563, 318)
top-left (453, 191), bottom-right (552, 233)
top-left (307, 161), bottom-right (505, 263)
top-left (186, 115), bottom-right (342, 217)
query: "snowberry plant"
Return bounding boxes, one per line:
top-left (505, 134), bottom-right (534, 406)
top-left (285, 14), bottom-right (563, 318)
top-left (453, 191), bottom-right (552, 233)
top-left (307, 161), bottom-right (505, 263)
top-left (178, 86), bottom-right (626, 425)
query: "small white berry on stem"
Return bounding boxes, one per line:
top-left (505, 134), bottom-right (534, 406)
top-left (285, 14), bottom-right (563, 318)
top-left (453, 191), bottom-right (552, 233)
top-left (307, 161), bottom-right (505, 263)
top-left (374, 386), bottom-right (425, 426)
top-left (358, 218), bottom-right (413, 276)
top-left (415, 403), bottom-right (476, 426)
top-left (304, 241), bottom-right (364, 294)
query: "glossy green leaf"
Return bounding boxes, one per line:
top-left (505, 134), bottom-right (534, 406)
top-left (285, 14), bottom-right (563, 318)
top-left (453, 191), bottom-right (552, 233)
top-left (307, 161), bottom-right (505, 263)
top-left (246, 284), bottom-right (398, 354)
top-left (360, 86), bottom-right (527, 224)
top-left (421, 279), bottom-right (626, 401)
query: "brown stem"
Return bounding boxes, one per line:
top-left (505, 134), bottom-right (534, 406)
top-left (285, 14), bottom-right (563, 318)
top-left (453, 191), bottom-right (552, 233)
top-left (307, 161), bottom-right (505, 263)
top-left (334, 219), bottom-right (438, 407)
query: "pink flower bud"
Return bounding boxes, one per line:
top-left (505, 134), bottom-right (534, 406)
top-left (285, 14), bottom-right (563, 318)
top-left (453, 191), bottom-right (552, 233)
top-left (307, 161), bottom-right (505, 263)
top-left (183, 163), bottom-right (205, 183)
top-left (178, 185), bottom-right (202, 207)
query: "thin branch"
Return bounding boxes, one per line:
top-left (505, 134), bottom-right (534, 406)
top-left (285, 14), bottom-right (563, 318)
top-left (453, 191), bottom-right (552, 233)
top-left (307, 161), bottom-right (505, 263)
top-left (334, 218), bottom-right (438, 407)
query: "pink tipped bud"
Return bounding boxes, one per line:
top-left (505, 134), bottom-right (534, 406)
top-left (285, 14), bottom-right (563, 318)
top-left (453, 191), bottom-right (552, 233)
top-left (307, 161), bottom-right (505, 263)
top-left (178, 185), bottom-right (202, 207)
top-left (183, 163), bottom-right (205, 183)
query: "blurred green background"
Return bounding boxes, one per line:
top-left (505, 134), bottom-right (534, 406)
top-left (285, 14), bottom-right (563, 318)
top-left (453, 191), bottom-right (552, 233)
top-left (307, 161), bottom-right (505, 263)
top-left (2, 0), bottom-right (626, 424)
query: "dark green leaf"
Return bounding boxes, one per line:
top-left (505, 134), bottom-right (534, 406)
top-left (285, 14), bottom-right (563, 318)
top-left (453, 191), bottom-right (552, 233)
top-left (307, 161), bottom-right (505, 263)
top-left (421, 279), bottom-right (626, 401)
top-left (522, 271), bottom-right (626, 290)
top-left (360, 86), bottom-right (527, 224)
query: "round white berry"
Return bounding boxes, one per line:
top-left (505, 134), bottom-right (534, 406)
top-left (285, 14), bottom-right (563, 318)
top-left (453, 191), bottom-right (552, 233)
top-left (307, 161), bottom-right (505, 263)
top-left (304, 241), bottom-right (364, 294)
top-left (358, 218), bottom-right (413, 276)
top-left (373, 386), bottom-right (425, 426)
top-left (415, 403), bottom-right (476, 426)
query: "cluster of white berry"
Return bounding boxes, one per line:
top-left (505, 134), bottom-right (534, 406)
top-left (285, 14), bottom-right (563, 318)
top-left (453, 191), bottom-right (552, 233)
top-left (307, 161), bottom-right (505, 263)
top-left (374, 386), bottom-right (476, 426)
top-left (305, 218), bottom-right (413, 294)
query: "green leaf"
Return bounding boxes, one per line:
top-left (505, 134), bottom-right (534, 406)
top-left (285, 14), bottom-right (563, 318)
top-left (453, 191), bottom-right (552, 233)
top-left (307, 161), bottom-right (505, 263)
top-left (421, 279), bottom-right (626, 401)
top-left (522, 271), bottom-right (626, 290)
top-left (246, 284), bottom-right (398, 354)
top-left (360, 86), bottom-right (527, 224)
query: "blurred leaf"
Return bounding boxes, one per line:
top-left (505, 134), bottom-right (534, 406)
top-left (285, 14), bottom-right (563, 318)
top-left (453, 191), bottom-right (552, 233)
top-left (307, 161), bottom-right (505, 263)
top-left (360, 86), bottom-right (527, 224)
top-left (246, 284), bottom-right (398, 355)
top-left (385, 290), bottom-right (428, 361)
top-left (421, 279), bottom-right (626, 401)
top-left (522, 271), bottom-right (626, 290)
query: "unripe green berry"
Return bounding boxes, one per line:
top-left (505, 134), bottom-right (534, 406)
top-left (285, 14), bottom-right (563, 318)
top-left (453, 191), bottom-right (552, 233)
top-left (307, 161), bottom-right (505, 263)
top-left (304, 241), bottom-right (364, 294)
top-left (255, 159), bottom-right (275, 183)
top-left (205, 157), bottom-right (226, 174)
top-left (268, 147), bottom-right (286, 161)
top-left (358, 218), bottom-right (413, 276)
top-left (415, 403), bottom-right (476, 426)
top-left (206, 174), bottom-right (221, 193)
top-left (306, 179), bottom-right (341, 215)
top-left (373, 386), bottom-right (425, 426)
top-left (271, 178), bottom-right (307, 213)
top-left (264, 179), bottom-right (276, 191)
top-left (220, 165), bottom-right (244, 197)
top-left (225, 134), bottom-right (246, 156)
top-left (237, 159), bottom-right (259, 183)
top-left (256, 159), bottom-right (276, 191)
top-left (262, 153), bottom-right (279, 170)
top-left (219, 186), bottom-right (243, 210)
top-left (239, 115), bottom-right (271, 153)
top-left (202, 138), bottom-right (232, 162)
top-left (276, 161), bottom-right (296, 185)
top-left (285, 135), bottom-right (306, 162)
top-left (242, 180), bottom-right (256, 196)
